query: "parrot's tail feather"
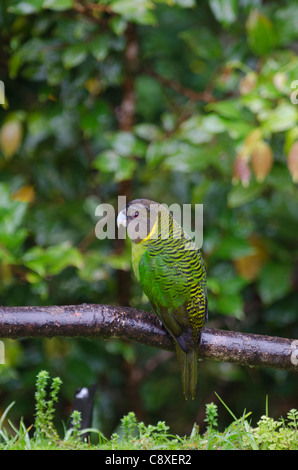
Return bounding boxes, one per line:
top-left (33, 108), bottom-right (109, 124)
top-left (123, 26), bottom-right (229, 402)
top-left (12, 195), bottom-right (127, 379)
top-left (175, 345), bottom-right (199, 400)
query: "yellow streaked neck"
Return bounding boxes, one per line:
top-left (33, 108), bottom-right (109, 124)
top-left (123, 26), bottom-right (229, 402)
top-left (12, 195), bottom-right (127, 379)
top-left (139, 217), bottom-right (158, 244)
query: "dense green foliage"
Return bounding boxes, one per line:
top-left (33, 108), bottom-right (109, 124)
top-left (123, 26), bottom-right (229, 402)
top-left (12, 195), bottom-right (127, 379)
top-left (0, 0), bottom-right (297, 436)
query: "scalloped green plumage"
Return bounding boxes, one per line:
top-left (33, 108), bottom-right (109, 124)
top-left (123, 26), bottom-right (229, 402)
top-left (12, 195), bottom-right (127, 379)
top-left (120, 199), bottom-right (208, 399)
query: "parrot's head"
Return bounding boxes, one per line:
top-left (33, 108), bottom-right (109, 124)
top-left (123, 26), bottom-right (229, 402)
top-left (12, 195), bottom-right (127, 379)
top-left (117, 199), bottom-right (162, 244)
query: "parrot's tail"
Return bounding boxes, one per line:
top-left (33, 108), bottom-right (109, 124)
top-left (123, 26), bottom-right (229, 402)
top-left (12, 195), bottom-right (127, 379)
top-left (175, 345), bottom-right (199, 400)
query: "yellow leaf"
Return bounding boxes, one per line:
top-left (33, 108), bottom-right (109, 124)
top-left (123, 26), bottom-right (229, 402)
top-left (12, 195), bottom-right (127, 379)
top-left (242, 128), bottom-right (262, 159)
top-left (12, 185), bottom-right (35, 203)
top-left (0, 262), bottom-right (12, 285)
top-left (234, 237), bottom-right (268, 281)
top-left (251, 141), bottom-right (273, 182)
top-left (0, 120), bottom-right (23, 158)
top-left (85, 78), bottom-right (101, 95)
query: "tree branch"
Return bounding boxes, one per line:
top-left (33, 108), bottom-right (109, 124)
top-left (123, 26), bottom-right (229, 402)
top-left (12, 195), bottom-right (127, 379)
top-left (145, 69), bottom-right (216, 104)
top-left (0, 304), bottom-right (297, 372)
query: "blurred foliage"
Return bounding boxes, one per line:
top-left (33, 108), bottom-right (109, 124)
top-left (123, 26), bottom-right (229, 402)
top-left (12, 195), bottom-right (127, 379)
top-left (0, 0), bottom-right (297, 436)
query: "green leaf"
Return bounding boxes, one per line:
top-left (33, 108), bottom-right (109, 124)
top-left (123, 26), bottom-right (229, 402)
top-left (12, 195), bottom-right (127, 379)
top-left (220, 119), bottom-right (254, 140)
top-left (89, 34), bottom-right (110, 62)
top-left (209, 0), bottom-right (238, 26)
top-left (274, 4), bottom-right (298, 46)
top-left (178, 114), bottom-right (225, 145)
top-left (110, 0), bottom-right (157, 25)
top-left (145, 141), bottom-right (165, 168)
top-left (246, 9), bottom-right (277, 56)
top-left (8, 0), bottom-right (73, 13)
top-left (93, 150), bottom-right (136, 182)
top-left (179, 117), bottom-right (212, 144)
top-left (9, 38), bottom-right (46, 78)
top-left (62, 44), bottom-right (88, 69)
top-left (258, 262), bottom-right (292, 304)
top-left (136, 76), bottom-right (165, 121)
top-left (43, 0), bottom-right (73, 10)
top-left (109, 16), bottom-right (127, 36)
top-left (284, 127), bottom-right (298, 155)
top-left (201, 114), bottom-right (226, 134)
top-left (23, 247), bottom-right (48, 277)
top-left (0, 184), bottom-right (28, 251)
top-left (259, 102), bottom-right (298, 133)
top-left (215, 236), bottom-right (255, 260)
top-left (111, 132), bottom-right (137, 157)
top-left (170, 0), bottom-right (195, 6)
top-left (162, 141), bottom-right (211, 172)
top-left (206, 99), bottom-right (245, 120)
top-left (134, 123), bottom-right (162, 141)
top-left (23, 243), bottom-right (83, 277)
top-left (208, 272), bottom-right (246, 318)
top-left (45, 243), bottom-right (83, 275)
top-left (8, 0), bottom-right (44, 14)
top-left (79, 101), bottom-right (112, 138)
top-left (227, 183), bottom-right (263, 208)
top-left (179, 28), bottom-right (221, 60)
top-left (158, 0), bottom-right (195, 6)
top-left (216, 292), bottom-right (244, 319)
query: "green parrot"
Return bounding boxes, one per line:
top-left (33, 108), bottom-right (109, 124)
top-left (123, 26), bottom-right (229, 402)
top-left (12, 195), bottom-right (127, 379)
top-left (117, 199), bottom-right (208, 399)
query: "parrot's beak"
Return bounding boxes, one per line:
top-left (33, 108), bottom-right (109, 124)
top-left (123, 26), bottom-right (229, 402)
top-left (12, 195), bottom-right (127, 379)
top-left (117, 209), bottom-right (127, 228)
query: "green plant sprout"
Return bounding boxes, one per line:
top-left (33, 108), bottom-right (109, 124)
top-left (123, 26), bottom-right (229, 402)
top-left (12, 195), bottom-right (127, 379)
top-left (0, 370), bottom-right (297, 450)
top-left (34, 370), bottom-right (62, 441)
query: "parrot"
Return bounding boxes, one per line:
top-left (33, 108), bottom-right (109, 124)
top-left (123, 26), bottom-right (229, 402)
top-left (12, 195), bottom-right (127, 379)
top-left (117, 199), bottom-right (208, 400)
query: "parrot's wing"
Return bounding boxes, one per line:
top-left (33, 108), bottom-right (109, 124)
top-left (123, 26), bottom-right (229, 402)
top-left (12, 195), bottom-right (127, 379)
top-left (138, 243), bottom-right (207, 400)
top-left (138, 249), bottom-right (198, 351)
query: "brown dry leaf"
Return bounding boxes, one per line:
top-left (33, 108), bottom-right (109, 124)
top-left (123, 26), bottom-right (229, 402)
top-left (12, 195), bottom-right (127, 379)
top-left (251, 141), bottom-right (273, 182)
top-left (288, 141), bottom-right (298, 183)
top-left (233, 153), bottom-right (251, 187)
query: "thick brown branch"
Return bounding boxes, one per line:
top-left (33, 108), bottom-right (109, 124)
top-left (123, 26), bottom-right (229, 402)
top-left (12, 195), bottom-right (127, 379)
top-left (0, 304), bottom-right (297, 372)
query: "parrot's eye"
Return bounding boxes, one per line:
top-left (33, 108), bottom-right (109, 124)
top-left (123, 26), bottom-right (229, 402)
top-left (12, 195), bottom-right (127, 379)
top-left (133, 211), bottom-right (139, 218)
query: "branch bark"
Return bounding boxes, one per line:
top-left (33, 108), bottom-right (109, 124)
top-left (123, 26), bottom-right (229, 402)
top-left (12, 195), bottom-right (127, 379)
top-left (145, 69), bottom-right (216, 103)
top-left (0, 304), bottom-right (297, 372)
